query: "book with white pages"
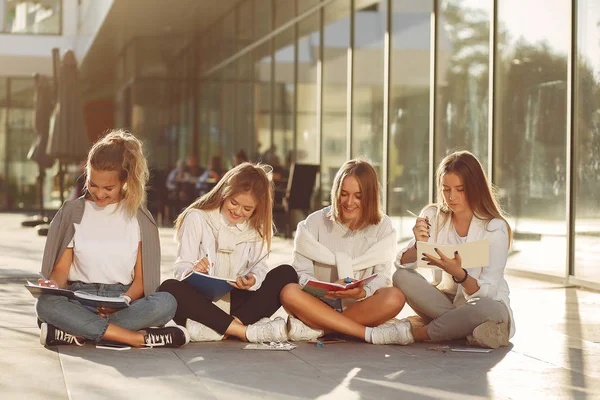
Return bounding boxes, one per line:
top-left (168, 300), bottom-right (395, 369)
top-left (416, 239), bottom-right (490, 269)
top-left (24, 281), bottom-right (130, 309)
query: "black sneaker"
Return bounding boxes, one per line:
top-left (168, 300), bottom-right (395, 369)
top-left (143, 325), bottom-right (190, 348)
top-left (40, 323), bottom-right (85, 346)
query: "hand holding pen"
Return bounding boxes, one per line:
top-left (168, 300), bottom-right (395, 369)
top-left (193, 254), bottom-right (213, 274)
top-left (407, 210), bottom-right (431, 243)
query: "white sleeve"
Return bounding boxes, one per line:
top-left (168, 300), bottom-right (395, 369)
top-left (463, 220), bottom-right (509, 301)
top-left (292, 219), bottom-right (318, 287)
top-left (394, 206), bottom-right (437, 270)
top-left (246, 242), bottom-right (269, 291)
top-left (173, 212), bottom-right (204, 280)
top-left (362, 219), bottom-right (396, 298)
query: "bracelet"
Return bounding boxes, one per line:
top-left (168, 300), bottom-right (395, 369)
top-left (452, 268), bottom-right (469, 284)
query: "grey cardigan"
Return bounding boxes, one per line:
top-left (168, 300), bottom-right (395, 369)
top-left (40, 197), bottom-right (162, 295)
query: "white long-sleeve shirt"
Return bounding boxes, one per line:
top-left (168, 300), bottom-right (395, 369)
top-left (292, 207), bottom-right (395, 299)
top-left (173, 209), bottom-right (268, 291)
top-left (395, 205), bottom-right (515, 338)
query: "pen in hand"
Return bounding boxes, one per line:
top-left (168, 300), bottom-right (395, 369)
top-left (407, 210), bottom-right (431, 226)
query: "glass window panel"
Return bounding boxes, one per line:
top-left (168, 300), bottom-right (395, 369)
top-left (273, 25), bottom-right (295, 170)
top-left (3, 0), bottom-right (61, 34)
top-left (494, 0), bottom-right (569, 277)
top-left (7, 78), bottom-right (37, 209)
top-left (0, 78), bottom-right (7, 209)
top-left (298, 0), bottom-right (320, 15)
top-left (435, 0), bottom-right (491, 167)
top-left (275, 0), bottom-right (295, 28)
top-left (322, 0), bottom-right (350, 202)
top-left (255, 0), bottom-right (273, 39)
top-left (235, 53), bottom-right (255, 165)
top-left (296, 12), bottom-right (320, 165)
top-left (574, 0), bottom-right (600, 283)
top-left (352, 1), bottom-right (385, 173)
top-left (254, 40), bottom-right (272, 161)
top-left (388, 0), bottom-right (432, 239)
top-left (237, 0), bottom-right (254, 51)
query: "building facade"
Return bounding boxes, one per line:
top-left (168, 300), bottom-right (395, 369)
top-left (1, 0), bottom-right (600, 290)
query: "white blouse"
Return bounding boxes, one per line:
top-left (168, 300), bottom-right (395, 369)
top-left (173, 209), bottom-right (269, 291)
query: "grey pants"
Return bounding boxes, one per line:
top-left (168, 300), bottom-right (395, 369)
top-left (393, 268), bottom-right (509, 341)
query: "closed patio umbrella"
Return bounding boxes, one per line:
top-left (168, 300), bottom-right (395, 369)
top-left (22, 74), bottom-right (55, 227)
top-left (47, 50), bottom-right (89, 203)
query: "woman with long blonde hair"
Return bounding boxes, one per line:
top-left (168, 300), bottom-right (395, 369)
top-left (36, 130), bottom-right (189, 348)
top-left (159, 162), bottom-right (297, 343)
top-left (393, 150), bottom-right (515, 348)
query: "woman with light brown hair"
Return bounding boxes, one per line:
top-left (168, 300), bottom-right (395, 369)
top-left (36, 130), bottom-right (189, 348)
top-left (279, 159), bottom-right (411, 344)
top-left (393, 150), bottom-right (515, 348)
top-left (159, 162), bottom-right (298, 343)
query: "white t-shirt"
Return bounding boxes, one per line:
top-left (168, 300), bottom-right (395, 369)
top-left (68, 200), bottom-right (140, 285)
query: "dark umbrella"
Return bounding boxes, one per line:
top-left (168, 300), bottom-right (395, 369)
top-left (22, 74), bottom-right (55, 227)
top-left (47, 50), bottom-right (89, 204)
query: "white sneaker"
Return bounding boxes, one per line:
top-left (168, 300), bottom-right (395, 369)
top-left (186, 319), bottom-right (224, 342)
top-left (246, 317), bottom-right (288, 343)
top-left (287, 316), bottom-right (324, 342)
top-left (371, 318), bottom-right (414, 345)
top-left (467, 321), bottom-right (509, 349)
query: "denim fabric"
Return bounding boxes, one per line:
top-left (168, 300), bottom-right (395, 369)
top-left (36, 282), bottom-right (177, 341)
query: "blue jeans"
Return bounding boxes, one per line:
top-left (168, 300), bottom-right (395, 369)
top-left (36, 282), bottom-right (177, 342)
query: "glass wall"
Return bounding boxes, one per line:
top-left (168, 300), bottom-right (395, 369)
top-left (494, 0), bottom-right (570, 277)
top-left (1, 0), bottom-right (61, 34)
top-left (273, 24), bottom-right (295, 169)
top-left (296, 11), bottom-right (320, 165)
top-left (352, 0), bottom-right (385, 171)
top-left (574, 0), bottom-right (600, 283)
top-left (322, 0), bottom-right (350, 202)
top-left (388, 0), bottom-right (433, 239)
top-left (435, 0), bottom-right (491, 168)
top-left (100, 0), bottom-right (600, 288)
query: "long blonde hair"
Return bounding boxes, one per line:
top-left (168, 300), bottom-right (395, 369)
top-left (329, 158), bottom-right (383, 230)
top-left (85, 129), bottom-right (149, 217)
top-left (175, 162), bottom-right (274, 250)
top-left (432, 150), bottom-right (512, 244)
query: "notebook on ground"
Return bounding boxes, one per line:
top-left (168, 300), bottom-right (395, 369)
top-left (24, 282), bottom-right (130, 309)
top-left (302, 274), bottom-right (378, 298)
top-left (416, 239), bottom-right (490, 269)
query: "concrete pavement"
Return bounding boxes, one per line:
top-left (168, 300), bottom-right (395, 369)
top-left (1, 212), bottom-right (600, 399)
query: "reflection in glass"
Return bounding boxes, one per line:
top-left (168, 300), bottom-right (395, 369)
top-left (387, 0), bottom-right (432, 240)
top-left (322, 0), bottom-right (350, 202)
top-left (2, 0), bottom-right (61, 34)
top-left (296, 12), bottom-right (320, 165)
top-left (273, 26), bottom-right (295, 170)
top-left (7, 79), bottom-right (37, 209)
top-left (494, 0), bottom-right (569, 277)
top-left (435, 0), bottom-right (491, 167)
top-left (254, 41), bottom-right (272, 162)
top-left (574, 0), bottom-right (600, 283)
top-left (352, 1), bottom-right (384, 170)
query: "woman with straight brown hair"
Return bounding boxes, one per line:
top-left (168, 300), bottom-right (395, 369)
top-left (393, 150), bottom-right (515, 348)
top-left (279, 159), bottom-right (412, 344)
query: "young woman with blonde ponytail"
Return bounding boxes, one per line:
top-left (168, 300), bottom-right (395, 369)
top-left (36, 130), bottom-right (189, 348)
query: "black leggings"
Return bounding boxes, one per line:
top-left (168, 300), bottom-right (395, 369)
top-left (158, 264), bottom-right (297, 334)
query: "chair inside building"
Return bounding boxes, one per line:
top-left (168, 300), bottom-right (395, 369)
top-left (275, 163), bottom-right (320, 238)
